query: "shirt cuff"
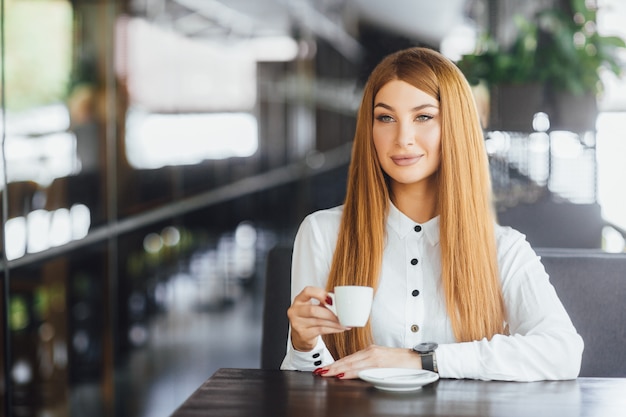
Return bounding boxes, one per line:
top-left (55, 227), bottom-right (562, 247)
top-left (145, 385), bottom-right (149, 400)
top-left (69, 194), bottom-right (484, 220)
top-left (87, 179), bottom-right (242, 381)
top-left (280, 336), bottom-right (335, 371)
top-left (435, 342), bottom-right (481, 379)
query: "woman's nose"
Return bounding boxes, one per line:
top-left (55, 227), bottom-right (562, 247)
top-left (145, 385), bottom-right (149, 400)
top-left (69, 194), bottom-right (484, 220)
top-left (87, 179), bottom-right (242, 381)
top-left (395, 122), bottom-right (415, 146)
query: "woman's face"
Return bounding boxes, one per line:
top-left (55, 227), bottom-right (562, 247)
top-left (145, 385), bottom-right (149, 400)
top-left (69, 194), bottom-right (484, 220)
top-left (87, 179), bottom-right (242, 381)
top-left (372, 79), bottom-right (442, 192)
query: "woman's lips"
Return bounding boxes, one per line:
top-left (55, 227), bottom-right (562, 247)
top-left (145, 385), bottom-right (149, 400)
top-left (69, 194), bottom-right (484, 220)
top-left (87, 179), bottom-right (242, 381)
top-left (391, 155), bottom-right (422, 166)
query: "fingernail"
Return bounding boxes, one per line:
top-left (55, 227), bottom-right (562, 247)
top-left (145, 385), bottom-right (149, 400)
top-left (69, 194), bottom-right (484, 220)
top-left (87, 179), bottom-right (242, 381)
top-left (319, 369), bottom-right (329, 375)
top-left (313, 368), bottom-right (323, 375)
top-left (325, 296), bottom-right (333, 306)
top-left (336, 373), bottom-right (345, 379)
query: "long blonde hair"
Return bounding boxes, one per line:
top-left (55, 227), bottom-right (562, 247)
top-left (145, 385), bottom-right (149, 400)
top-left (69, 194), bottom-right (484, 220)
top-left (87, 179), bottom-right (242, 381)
top-left (323, 47), bottom-right (506, 359)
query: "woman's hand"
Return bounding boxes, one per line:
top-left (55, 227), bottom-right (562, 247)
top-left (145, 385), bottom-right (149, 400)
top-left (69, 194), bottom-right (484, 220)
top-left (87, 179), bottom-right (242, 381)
top-left (287, 286), bottom-right (350, 352)
top-left (314, 345), bottom-right (422, 379)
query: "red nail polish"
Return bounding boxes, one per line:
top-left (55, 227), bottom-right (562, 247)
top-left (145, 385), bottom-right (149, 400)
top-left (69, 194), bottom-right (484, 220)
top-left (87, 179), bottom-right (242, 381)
top-left (325, 296), bottom-right (333, 306)
top-left (313, 368), bottom-right (323, 375)
top-left (336, 373), bottom-right (345, 379)
top-left (319, 369), bottom-right (329, 375)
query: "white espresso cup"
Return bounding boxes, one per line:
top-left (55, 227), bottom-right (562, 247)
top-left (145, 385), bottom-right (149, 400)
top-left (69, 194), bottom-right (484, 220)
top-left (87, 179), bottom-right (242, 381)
top-left (325, 285), bottom-right (374, 327)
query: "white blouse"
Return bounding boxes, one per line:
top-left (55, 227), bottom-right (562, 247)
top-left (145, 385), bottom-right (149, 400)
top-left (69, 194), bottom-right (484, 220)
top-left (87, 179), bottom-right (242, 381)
top-left (280, 203), bottom-right (584, 381)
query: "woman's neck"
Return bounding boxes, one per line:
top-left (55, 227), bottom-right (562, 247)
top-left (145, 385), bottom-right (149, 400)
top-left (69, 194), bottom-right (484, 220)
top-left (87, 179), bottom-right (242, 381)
top-left (390, 180), bottom-right (438, 224)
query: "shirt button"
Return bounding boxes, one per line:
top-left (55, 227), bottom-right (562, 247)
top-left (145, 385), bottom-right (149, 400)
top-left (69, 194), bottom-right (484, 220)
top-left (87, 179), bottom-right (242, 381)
top-left (410, 258), bottom-right (418, 265)
top-left (412, 289), bottom-right (420, 297)
top-left (312, 353), bottom-right (320, 359)
top-left (314, 360), bottom-right (322, 366)
top-left (414, 225), bottom-right (422, 232)
top-left (410, 324), bottom-right (420, 333)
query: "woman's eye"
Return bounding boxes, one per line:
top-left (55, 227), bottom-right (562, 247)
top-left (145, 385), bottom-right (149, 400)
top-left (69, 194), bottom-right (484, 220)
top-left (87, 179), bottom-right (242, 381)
top-left (416, 114), bottom-right (433, 122)
top-left (375, 115), bottom-right (394, 123)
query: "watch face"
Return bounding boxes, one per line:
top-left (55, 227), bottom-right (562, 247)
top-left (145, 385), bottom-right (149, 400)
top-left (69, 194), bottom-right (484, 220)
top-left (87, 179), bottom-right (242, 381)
top-left (414, 342), bottom-right (438, 353)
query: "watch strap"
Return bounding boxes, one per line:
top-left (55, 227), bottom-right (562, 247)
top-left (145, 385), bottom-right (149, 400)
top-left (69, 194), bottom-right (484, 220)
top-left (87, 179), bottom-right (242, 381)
top-left (421, 352), bottom-right (436, 372)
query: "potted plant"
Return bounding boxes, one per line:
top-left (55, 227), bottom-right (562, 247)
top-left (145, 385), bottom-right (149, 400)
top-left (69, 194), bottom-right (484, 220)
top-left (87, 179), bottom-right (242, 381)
top-left (457, 0), bottom-right (626, 133)
top-left (457, 16), bottom-right (546, 132)
top-left (535, 1), bottom-right (626, 131)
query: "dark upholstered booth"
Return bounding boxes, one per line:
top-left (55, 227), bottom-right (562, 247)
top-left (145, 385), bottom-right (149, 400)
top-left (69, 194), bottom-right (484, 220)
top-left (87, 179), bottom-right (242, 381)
top-left (261, 245), bottom-right (293, 370)
top-left (537, 249), bottom-right (626, 377)
top-left (261, 246), bottom-right (626, 377)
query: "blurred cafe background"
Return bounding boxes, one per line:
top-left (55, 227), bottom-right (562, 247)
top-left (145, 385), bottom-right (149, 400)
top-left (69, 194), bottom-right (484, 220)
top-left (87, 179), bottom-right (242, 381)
top-left (1, 0), bottom-right (625, 415)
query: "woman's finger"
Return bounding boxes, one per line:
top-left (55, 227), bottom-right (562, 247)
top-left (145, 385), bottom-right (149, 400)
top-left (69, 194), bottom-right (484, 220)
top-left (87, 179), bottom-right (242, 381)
top-left (288, 286), bottom-right (348, 351)
top-left (292, 285), bottom-right (331, 306)
top-left (317, 346), bottom-right (420, 379)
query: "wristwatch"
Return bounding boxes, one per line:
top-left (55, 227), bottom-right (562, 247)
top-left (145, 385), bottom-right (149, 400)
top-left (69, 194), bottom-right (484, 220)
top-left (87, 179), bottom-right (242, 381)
top-left (413, 342), bottom-right (438, 373)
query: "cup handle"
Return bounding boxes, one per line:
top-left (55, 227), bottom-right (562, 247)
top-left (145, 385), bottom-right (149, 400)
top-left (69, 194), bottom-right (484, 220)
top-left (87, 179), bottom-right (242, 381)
top-left (325, 293), bottom-right (337, 316)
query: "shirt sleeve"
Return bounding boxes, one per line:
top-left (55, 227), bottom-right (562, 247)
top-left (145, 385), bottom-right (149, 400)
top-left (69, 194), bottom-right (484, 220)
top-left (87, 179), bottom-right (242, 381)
top-left (279, 212), bottom-right (337, 371)
top-left (436, 229), bottom-right (584, 381)
top-left (280, 329), bottom-right (335, 371)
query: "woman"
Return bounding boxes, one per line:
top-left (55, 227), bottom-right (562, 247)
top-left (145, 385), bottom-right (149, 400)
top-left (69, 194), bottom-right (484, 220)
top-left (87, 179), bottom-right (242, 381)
top-left (280, 47), bottom-right (583, 381)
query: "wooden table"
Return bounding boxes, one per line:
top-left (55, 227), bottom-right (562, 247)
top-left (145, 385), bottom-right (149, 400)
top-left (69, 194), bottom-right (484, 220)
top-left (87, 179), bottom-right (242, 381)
top-left (171, 368), bottom-right (626, 417)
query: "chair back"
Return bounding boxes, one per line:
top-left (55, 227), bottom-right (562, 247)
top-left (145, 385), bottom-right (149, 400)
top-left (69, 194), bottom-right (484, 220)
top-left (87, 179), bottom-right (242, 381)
top-left (261, 245), bottom-right (293, 369)
top-left (538, 249), bottom-right (626, 377)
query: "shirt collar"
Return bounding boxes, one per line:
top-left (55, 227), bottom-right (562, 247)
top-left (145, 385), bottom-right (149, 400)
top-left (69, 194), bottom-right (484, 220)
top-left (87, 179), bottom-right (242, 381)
top-left (387, 201), bottom-right (440, 246)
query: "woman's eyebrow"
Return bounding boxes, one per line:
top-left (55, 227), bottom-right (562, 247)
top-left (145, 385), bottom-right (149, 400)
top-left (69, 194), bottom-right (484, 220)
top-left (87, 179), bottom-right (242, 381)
top-left (373, 102), bottom-right (439, 111)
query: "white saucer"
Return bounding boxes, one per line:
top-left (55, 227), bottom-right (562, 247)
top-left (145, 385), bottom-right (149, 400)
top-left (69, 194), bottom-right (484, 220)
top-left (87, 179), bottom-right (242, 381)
top-left (358, 368), bottom-right (439, 392)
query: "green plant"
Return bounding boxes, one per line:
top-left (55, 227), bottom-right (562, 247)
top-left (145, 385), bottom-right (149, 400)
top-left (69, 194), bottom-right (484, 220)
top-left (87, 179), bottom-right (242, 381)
top-left (457, 15), bottom-right (541, 87)
top-left (457, 0), bottom-right (626, 96)
top-left (536, 1), bottom-right (626, 95)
